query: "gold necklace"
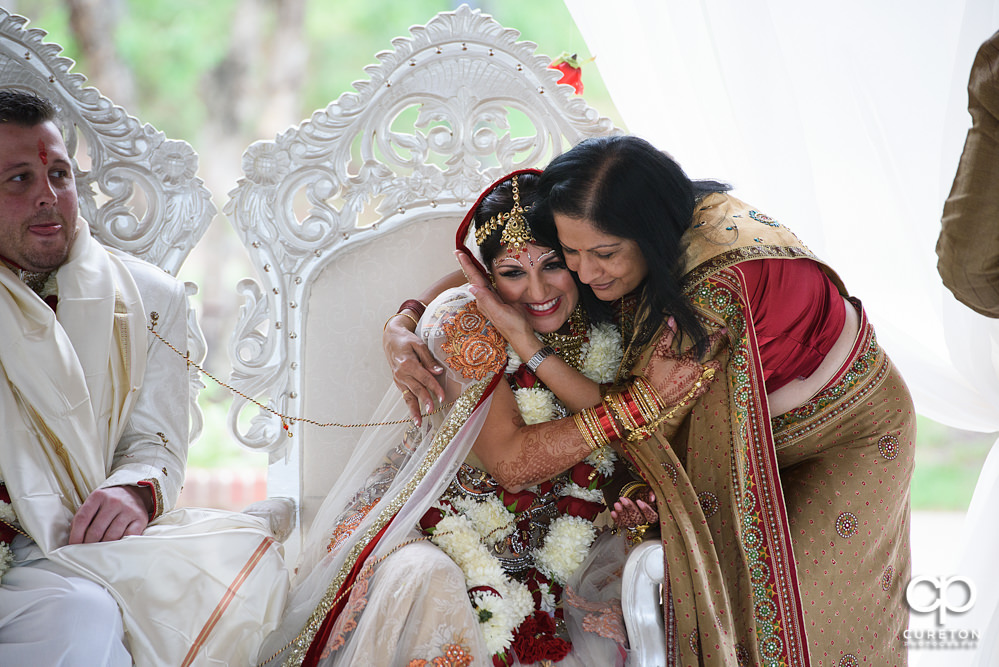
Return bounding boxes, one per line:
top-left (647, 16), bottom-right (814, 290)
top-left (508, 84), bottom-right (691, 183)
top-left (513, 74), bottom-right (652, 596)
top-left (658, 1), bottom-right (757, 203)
top-left (539, 304), bottom-right (588, 369)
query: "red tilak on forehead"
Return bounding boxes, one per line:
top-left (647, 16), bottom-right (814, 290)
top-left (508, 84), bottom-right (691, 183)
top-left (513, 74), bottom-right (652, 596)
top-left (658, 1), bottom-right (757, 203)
top-left (37, 139), bottom-right (48, 165)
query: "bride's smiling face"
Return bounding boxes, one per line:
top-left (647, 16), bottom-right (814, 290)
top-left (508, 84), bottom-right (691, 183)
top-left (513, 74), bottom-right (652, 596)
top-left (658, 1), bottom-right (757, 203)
top-left (491, 242), bottom-right (578, 334)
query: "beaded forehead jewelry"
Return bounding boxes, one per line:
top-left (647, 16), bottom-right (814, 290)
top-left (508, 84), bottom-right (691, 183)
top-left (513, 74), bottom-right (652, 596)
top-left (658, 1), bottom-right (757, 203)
top-left (473, 175), bottom-right (535, 255)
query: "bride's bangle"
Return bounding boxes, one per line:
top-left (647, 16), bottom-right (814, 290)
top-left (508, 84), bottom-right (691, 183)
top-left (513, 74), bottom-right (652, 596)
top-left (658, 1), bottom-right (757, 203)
top-left (397, 298), bottom-right (427, 319)
top-left (574, 401), bottom-right (624, 452)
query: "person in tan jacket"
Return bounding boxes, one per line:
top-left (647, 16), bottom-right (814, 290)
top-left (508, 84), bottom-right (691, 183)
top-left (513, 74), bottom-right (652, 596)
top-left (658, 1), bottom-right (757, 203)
top-left (938, 30), bottom-right (999, 318)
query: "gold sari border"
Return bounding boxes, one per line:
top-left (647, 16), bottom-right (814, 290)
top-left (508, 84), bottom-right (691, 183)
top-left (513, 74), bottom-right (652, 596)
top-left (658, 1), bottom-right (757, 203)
top-left (693, 272), bottom-right (812, 666)
top-left (682, 244), bottom-right (817, 296)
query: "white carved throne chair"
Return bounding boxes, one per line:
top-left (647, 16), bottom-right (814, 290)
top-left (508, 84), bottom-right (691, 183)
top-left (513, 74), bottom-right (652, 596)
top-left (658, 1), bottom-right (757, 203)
top-left (0, 9), bottom-right (214, 447)
top-left (225, 5), bottom-right (666, 663)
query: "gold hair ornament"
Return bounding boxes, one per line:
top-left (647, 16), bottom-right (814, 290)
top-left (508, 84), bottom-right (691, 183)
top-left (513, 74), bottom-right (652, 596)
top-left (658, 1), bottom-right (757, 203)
top-left (473, 175), bottom-right (534, 255)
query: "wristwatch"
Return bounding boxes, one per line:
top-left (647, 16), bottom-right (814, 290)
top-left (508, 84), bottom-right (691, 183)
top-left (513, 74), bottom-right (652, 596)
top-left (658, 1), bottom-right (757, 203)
top-left (526, 345), bottom-right (556, 373)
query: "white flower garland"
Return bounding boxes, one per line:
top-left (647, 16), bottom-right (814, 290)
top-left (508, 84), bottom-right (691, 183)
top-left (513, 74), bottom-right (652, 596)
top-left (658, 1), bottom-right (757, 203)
top-left (533, 516), bottom-right (598, 584)
top-left (429, 319), bottom-right (624, 660)
top-left (0, 543), bottom-right (12, 581)
top-left (430, 512), bottom-right (535, 654)
top-left (510, 322), bottom-right (623, 427)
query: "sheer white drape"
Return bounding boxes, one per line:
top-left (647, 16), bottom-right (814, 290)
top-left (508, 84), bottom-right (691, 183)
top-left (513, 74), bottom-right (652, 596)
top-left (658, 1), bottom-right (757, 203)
top-left (564, 1), bottom-right (999, 663)
top-left (565, 0), bottom-right (999, 431)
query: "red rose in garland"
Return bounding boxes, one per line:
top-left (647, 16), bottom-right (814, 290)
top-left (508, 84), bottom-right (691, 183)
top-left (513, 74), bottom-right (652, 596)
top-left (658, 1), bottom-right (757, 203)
top-left (522, 568), bottom-right (551, 608)
top-left (556, 495), bottom-right (603, 522)
top-left (497, 487), bottom-right (538, 513)
top-left (570, 461), bottom-right (610, 490)
top-left (511, 364), bottom-right (538, 389)
top-left (419, 499), bottom-right (454, 533)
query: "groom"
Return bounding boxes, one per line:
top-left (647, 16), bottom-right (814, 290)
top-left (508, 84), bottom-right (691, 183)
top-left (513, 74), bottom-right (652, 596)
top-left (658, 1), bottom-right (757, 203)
top-left (0, 89), bottom-right (286, 666)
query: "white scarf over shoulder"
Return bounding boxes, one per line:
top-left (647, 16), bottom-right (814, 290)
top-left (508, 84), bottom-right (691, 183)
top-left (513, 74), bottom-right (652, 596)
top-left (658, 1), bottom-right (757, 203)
top-left (0, 221), bottom-right (145, 551)
top-left (0, 224), bottom-right (288, 667)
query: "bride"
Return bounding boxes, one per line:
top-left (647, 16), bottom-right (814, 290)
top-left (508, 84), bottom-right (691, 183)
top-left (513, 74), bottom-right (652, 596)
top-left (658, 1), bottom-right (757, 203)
top-left (257, 170), bottom-right (636, 667)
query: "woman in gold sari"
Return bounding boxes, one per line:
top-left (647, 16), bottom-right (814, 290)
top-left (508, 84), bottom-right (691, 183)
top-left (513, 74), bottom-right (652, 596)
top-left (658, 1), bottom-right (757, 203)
top-left (529, 135), bottom-right (914, 667)
top-left (390, 135), bottom-right (914, 666)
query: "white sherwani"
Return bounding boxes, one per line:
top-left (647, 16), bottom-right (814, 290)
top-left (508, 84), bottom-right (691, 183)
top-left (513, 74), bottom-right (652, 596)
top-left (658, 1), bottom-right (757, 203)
top-left (0, 223), bottom-right (288, 666)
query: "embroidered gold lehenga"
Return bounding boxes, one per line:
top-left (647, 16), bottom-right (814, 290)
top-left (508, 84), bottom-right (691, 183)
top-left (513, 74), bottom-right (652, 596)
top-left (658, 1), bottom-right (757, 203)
top-left (614, 193), bottom-right (914, 666)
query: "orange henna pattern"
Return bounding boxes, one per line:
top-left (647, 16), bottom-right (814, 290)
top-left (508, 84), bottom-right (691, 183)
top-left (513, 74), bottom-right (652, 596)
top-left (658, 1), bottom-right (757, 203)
top-left (645, 329), bottom-right (725, 405)
top-left (564, 588), bottom-right (628, 644)
top-left (440, 302), bottom-right (507, 380)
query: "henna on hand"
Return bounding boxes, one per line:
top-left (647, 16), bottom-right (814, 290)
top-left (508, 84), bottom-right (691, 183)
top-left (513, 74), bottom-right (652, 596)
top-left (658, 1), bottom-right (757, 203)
top-left (489, 417), bottom-right (593, 492)
top-left (644, 328), bottom-right (726, 405)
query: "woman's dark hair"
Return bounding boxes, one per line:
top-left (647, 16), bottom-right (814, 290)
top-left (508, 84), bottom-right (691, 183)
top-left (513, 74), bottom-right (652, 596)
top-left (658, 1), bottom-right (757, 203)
top-left (532, 135), bottom-right (729, 356)
top-left (474, 172), bottom-right (541, 267)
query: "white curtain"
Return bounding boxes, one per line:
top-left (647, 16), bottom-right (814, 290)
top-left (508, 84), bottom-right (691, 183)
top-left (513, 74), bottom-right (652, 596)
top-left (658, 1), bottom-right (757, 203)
top-left (564, 1), bottom-right (999, 662)
top-left (565, 0), bottom-right (999, 431)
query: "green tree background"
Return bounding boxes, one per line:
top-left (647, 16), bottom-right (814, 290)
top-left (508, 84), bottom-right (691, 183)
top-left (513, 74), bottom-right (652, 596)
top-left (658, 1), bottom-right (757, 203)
top-left (5, 0), bottom-right (994, 511)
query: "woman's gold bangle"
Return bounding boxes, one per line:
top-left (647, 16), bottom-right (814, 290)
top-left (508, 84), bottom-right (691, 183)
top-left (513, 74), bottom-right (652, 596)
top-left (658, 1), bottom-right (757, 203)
top-left (383, 311), bottom-right (419, 331)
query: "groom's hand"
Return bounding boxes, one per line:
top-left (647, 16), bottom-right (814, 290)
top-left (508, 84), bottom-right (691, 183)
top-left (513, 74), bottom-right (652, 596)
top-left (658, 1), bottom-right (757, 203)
top-left (69, 485), bottom-right (151, 544)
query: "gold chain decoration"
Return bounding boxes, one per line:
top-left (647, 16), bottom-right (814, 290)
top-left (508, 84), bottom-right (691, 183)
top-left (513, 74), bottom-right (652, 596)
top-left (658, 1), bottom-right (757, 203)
top-left (473, 174), bottom-right (535, 255)
top-left (147, 325), bottom-right (452, 434)
top-left (539, 304), bottom-right (588, 369)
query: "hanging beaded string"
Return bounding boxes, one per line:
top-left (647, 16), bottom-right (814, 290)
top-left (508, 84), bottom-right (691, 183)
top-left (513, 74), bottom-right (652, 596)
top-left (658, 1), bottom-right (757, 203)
top-left (147, 322), bottom-right (452, 434)
top-left (0, 518), bottom-right (30, 539)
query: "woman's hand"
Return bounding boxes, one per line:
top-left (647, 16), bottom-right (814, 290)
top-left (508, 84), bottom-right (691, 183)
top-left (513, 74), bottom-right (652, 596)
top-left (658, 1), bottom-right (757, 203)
top-left (382, 316), bottom-right (444, 425)
top-left (610, 493), bottom-right (658, 530)
top-left (643, 318), bottom-right (724, 407)
top-left (456, 252), bottom-right (541, 359)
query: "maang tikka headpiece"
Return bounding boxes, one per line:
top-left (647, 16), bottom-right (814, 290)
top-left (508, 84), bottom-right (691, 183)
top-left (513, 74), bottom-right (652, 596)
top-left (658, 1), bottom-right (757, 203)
top-left (474, 175), bottom-right (535, 255)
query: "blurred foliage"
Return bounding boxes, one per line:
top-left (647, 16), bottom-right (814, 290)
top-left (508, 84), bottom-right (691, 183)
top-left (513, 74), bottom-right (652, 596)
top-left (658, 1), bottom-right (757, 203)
top-left (14, 0), bottom-right (623, 142)
top-left (10, 0), bottom-right (624, 480)
top-left (911, 416), bottom-right (996, 511)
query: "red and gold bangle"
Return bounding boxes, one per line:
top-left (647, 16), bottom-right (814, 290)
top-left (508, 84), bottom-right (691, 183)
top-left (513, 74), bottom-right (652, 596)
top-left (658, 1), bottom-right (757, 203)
top-left (622, 389), bottom-right (650, 428)
top-left (606, 391), bottom-right (641, 432)
top-left (594, 402), bottom-right (623, 443)
top-left (624, 367), bottom-right (717, 442)
top-left (576, 396), bottom-right (633, 452)
top-left (582, 407), bottom-right (610, 450)
top-left (631, 377), bottom-right (666, 421)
